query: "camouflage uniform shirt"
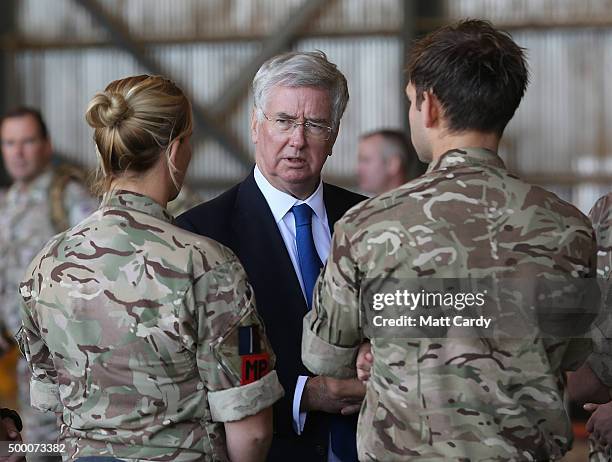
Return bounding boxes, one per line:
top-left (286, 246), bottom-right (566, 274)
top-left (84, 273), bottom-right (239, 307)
top-left (0, 166), bottom-right (97, 336)
top-left (587, 193), bottom-right (612, 384)
top-left (17, 190), bottom-right (284, 461)
top-left (0, 165), bottom-right (97, 452)
top-left (585, 193), bottom-right (612, 462)
top-left (302, 148), bottom-right (597, 461)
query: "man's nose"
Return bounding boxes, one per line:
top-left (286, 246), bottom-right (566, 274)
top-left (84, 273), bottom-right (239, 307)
top-left (289, 123), bottom-right (306, 148)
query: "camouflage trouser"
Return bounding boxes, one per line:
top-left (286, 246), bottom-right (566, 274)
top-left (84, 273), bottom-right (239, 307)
top-left (17, 359), bottom-right (61, 462)
top-left (589, 437), bottom-right (611, 461)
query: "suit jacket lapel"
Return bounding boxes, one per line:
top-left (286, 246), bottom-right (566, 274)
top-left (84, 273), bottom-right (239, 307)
top-left (323, 182), bottom-right (345, 233)
top-left (231, 172), bottom-right (306, 310)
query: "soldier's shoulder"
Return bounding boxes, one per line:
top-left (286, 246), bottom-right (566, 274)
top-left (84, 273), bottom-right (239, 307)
top-left (531, 184), bottom-right (592, 227)
top-left (589, 192), bottom-right (612, 227)
top-left (338, 173), bottom-right (436, 228)
top-left (21, 229), bottom-right (71, 284)
top-left (168, 224), bottom-right (241, 273)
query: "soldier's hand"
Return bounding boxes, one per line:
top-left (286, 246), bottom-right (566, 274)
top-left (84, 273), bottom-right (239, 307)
top-left (301, 376), bottom-right (365, 415)
top-left (356, 342), bottom-right (373, 383)
top-left (0, 412), bottom-right (25, 462)
top-left (585, 401), bottom-right (612, 446)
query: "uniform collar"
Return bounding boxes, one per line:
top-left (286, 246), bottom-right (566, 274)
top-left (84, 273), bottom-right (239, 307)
top-left (254, 164), bottom-right (326, 224)
top-left (427, 147), bottom-right (506, 173)
top-left (101, 189), bottom-right (174, 224)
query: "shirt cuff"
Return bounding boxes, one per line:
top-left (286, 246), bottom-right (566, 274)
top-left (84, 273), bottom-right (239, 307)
top-left (301, 318), bottom-right (359, 379)
top-left (30, 379), bottom-right (61, 413)
top-left (208, 370), bottom-right (284, 422)
top-left (292, 375), bottom-right (309, 435)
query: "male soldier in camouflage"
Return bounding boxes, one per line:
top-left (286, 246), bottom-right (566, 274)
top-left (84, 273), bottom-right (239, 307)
top-left (302, 20), bottom-right (597, 460)
top-left (567, 194), bottom-right (612, 460)
top-left (0, 107), bottom-right (97, 456)
top-left (17, 75), bottom-right (283, 461)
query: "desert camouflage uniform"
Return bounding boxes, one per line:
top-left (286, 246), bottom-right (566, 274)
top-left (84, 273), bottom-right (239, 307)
top-left (0, 166), bottom-right (97, 458)
top-left (586, 193), bottom-right (612, 461)
top-left (302, 148), bottom-right (597, 461)
top-left (16, 190), bottom-right (284, 461)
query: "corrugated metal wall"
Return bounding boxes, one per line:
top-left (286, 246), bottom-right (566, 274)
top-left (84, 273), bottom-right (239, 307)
top-left (445, 0), bottom-right (612, 211)
top-left (15, 0), bottom-right (402, 41)
top-left (6, 0), bottom-right (612, 211)
top-left (11, 0), bottom-right (405, 200)
top-left (445, 0), bottom-right (612, 24)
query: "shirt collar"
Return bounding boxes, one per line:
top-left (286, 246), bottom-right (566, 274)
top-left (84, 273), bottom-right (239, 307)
top-left (254, 165), bottom-right (325, 224)
top-left (426, 147), bottom-right (506, 173)
top-left (101, 189), bottom-right (174, 224)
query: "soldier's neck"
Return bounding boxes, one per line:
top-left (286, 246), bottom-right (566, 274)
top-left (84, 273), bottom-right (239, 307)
top-left (111, 176), bottom-right (170, 209)
top-left (430, 131), bottom-right (500, 165)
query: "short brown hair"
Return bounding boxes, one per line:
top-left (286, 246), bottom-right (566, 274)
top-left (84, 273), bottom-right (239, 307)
top-left (407, 19), bottom-right (529, 135)
top-left (1, 107), bottom-right (49, 139)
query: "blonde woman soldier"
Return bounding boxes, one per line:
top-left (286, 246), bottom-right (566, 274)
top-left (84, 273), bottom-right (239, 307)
top-left (15, 75), bottom-right (284, 462)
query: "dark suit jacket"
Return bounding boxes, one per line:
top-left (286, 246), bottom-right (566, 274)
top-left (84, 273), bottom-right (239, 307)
top-left (176, 171), bottom-right (364, 461)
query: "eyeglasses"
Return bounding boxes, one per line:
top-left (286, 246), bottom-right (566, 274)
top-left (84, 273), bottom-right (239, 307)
top-left (260, 111), bottom-right (333, 141)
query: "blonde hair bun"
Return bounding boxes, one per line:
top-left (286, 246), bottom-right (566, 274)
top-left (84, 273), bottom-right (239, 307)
top-left (85, 92), bottom-right (132, 129)
top-left (85, 74), bottom-right (192, 195)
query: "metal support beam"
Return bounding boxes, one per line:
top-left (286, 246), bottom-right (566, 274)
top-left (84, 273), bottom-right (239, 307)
top-left (74, 0), bottom-right (252, 170)
top-left (210, 0), bottom-right (328, 118)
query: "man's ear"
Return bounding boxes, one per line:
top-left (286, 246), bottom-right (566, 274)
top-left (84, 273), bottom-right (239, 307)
top-left (250, 109), bottom-right (259, 144)
top-left (421, 90), bottom-right (440, 129)
top-left (327, 122), bottom-right (339, 156)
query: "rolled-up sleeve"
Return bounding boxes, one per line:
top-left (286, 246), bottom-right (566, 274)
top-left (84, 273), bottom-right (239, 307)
top-left (302, 219), bottom-right (362, 378)
top-left (193, 255), bottom-right (284, 422)
top-left (208, 369), bottom-right (284, 422)
top-left (16, 295), bottom-right (61, 413)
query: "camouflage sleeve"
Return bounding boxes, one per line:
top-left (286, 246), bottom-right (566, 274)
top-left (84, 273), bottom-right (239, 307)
top-left (15, 291), bottom-right (61, 413)
top-left (192, 256), bottom-right (284, 422)
top-left (587, 195), bottom-right (612, 384)
top-left (587, 324), bottom-right (612, 385)
top-left (302, 220), bottom-right (362, 379)
top-left (63, 181), bottom-right (99, 227)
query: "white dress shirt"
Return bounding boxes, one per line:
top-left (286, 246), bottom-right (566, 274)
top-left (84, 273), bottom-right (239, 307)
top-left (253, 165), bottom-right (331, 299)
top-left (254, 165), bottom-right (338, 456)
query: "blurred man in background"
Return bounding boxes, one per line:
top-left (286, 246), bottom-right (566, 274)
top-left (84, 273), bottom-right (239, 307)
top-left (356, 129), bottom-right (424, 196)
top-left (0, 107), bottom-right (97, 457)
